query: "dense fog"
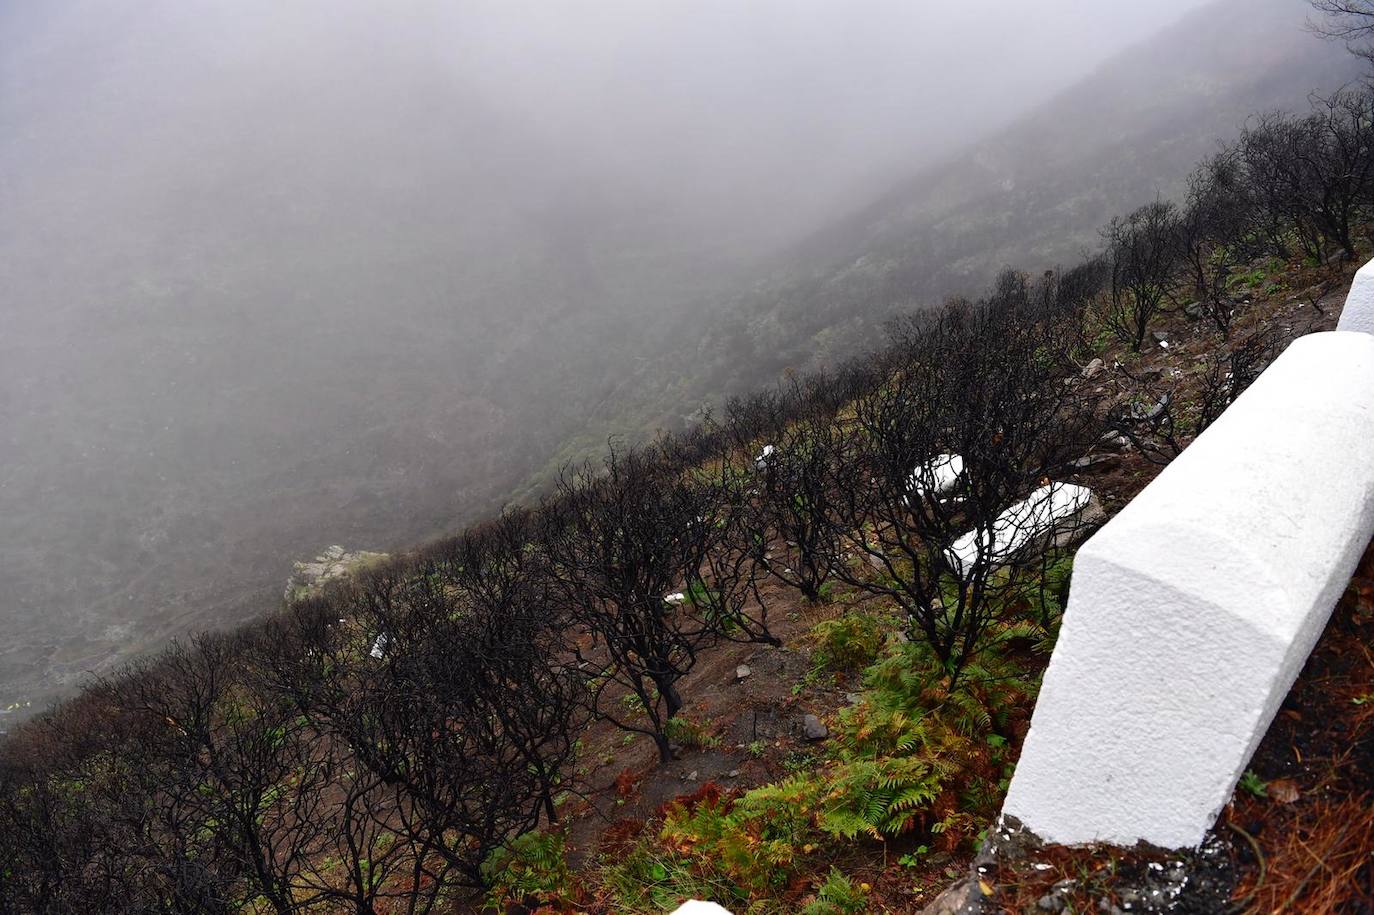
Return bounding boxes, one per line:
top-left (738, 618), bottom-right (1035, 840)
top-left (0, 0), bottom-right (1276, 721)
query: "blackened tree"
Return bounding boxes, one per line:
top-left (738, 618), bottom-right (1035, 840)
top-left (122, 631), bottom-right (335, 915)
top-left (0, 708), bottom-right (141, 915)
top-left (1175, 150), bottom-right (1256, 336)
top-left (1236, 94), bottom-right (1374, 264)
top-left (825, 274), bottom-right (1103, 685)
top-left (420, 510), bottom-right (588, 823)
top-left (1303, 91), bottom-right (1374, 259)
top-left (539, 448), bottom-right (721, 762)
top-left (1103, 199), bottom-right (1181, 351)
top-left (258, 599), bottom-right (456, 912)
top-left (1109, 327), bottom-right (1280, 464)
top-left (713, 383), bottom-right (847, 604)
top-left (1310, 0), bottom-right (1374, 64)
top-left (282, 570), bottom-right (552, 894)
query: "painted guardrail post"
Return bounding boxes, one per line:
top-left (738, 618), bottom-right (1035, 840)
top-left (1001, 326), bottom-right (1374, 848)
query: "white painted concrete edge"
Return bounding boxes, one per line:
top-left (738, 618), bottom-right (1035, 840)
top-left (1002, 331), bottom-right (1374, 848)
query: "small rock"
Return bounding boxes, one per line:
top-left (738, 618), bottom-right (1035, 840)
top-left (845, 692), bottom-right (861, 705)
top-left (1152, 331), bottom-right (1169, 344)
top-left (1268, 778), bottom-right (1301, 804)
top-left (919, 880), bottom-right (983, 915)
top-left (1036, 894), bottom-right (1066, 913)
top-left (1128, 393), bottom-right (1171, 422)
top-left (1082, 358), bottom-right (1105, 379)
top-left (726, 769), bottom-right (740, 778)
top-left (1183, 301), bottom-right (1206, 320)
top-left (735, 664), bottom-right (752, 681)
top-left (1072, 453), bottom-right (1120, 471)
top-left (802, 714), bottom-right (829, 741)
top-left (684, 770), bottom-right (698, 782)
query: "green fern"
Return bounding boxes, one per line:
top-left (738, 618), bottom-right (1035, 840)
top-left (800, 867), bottom-right (869, 915)
top-left (481, 829), bottom-right (574, 908)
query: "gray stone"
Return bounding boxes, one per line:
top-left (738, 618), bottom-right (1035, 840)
top-left (802, 714), bottom-right (828, 741)
top-left (1082, 358), bottom-right (1105, 379)
top-left (1072, 453), bottom-right (1120, 471)
top-left (684, 769), bottom-right (698, 782)
top-left (284, 545), bottom-right (388, 603)
top-left (735, 664), bottom-right (752, 681)
top-left (919, 880), bottom-right (984, 915)
top-left (1127, 393), bottom-right (1171, 423)
top-left (1036, 894), bottom-right (1065, 913)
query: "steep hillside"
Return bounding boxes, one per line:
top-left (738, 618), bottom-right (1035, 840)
top-left (524, 0), bottom-right (1361, 493)
top-left (9, 0), bottom-right (1175, 720)
top-left (0, 0), bottom-right (1354, 725)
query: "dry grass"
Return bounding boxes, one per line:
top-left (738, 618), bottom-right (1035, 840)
top-left (1232, 795), bottom-right (1374, 914)
top-left (1229, 542), bottom-right (1374, 915)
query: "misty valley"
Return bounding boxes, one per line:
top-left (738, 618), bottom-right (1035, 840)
top-left (3, 0), bottom-right (1374, 911)
top-left (1, 0), bottom-right (1353, 723)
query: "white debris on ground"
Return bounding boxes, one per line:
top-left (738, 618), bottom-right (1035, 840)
top-left (908, 452), bottom-right (965, 497)
top-left (945, 482), bottom-right (1095, 577)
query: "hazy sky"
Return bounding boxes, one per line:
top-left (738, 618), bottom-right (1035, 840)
top-left (3, 0), bottom-right (1218, 252)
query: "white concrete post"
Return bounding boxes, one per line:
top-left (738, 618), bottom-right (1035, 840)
top-left (1002, 331), bottom-right (1374, 848)
top-left (1337, 257), bottom-right (1374, 335)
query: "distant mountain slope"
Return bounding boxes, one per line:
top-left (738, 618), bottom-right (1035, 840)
top-left (524, 0), bottom-right (1360, 483)
top-left (0, 0), bottom-right (1353, 724)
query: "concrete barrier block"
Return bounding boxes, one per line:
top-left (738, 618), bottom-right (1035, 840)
top-left (1002, 331), bottom-right (1374, 848)
top-left (1337, 257), bottom-right (1374, 335)
top-left (946, 482), bottom-right (1094, 577)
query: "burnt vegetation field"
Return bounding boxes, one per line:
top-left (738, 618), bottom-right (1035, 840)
top-left (4, 83), bottom-right (1374, 914)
